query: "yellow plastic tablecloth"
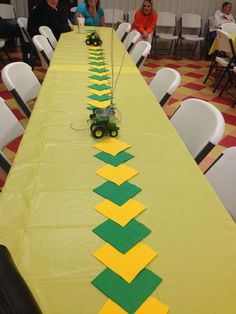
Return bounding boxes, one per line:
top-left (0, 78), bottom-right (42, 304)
top-left (209, 33), bottom-right (236, 55)
top-left (0, 28), bottom-right (236, 314)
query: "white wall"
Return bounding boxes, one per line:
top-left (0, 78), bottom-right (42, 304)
top-left (13, 0), bottom-right (236, 27)
top-left (11, 0), bottom-right (28, 17)
top-left (100, 0), bottom-right (236, 26)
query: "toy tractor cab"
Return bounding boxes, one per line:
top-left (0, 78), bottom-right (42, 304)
top-left (86, 32), bottom-right (102, 46)
top-left (90, 107), bottom-right (119, 138)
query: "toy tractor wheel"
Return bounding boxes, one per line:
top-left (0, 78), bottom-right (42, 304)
top-left (93, 41), bottom-right (98, 46)
top-left (90, 123), bottom-right (96, 132)
top-left (110, 130), bottom-right (118, 137)
top-left (93, 127), bottom-right (105, 139)
top-left (86, 39), bottom-right (90, 45)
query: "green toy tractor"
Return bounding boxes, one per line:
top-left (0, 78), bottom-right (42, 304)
top-left (86, 32), bottom-right (102, 46)
top-left (90, 108), bottom-right (119, 138)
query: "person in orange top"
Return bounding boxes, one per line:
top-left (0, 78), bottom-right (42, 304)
top-left (132, 0), bottom-right (158, 43)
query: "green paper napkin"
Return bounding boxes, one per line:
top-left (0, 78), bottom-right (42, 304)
top-left (92, 268), bottom-right (162, 313)
top-left (88, 56), bottom-right (104, 61)
top-left (87, 106), bottom-right (97, 111)
top-left (88, 84), bottom-right (110, 91)
top-left (88, 94), bottom-right (112, 102)
top-left (89, 62), bottom-right (107, 66)
top-left (93, 181), bottom-right (141, 205)
top-left (95, 151), bottom-right (134, 166)
top-left (89, 75), bottom-right (110, 81)
top-left (93, 219), bottom-right (151, 253)
top-left (89, 68), bottom-right (109, 73)
top-left (89, 52), bottom-right (104, 56)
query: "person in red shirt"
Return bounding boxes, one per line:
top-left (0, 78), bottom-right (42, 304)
top-left (132, 0), bottom-right (158, 43)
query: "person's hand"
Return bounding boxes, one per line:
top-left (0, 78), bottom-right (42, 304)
top-left (142, 31), bottom-right (148, 39)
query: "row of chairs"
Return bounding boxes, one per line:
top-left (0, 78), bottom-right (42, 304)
top-left (110, 10), bottom-right (205, 56)
top-left (204, 26), bottom-right (236, 100)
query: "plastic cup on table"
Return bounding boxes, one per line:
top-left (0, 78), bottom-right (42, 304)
top-left (77, 17), bottom-right (85, 33)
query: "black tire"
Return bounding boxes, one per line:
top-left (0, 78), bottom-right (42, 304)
top-left (110, 130), bottom-right (118, 137)
top-left (90, 123), bottom-right (96, 132)
top-left (86, 39), bottom-right (90, 45)
top-left (93, 127), bottom-right (105, 139)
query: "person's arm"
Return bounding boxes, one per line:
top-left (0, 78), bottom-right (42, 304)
top-left (212, 10), bottom-right (233, 28)
top-left (146, 11), bottom-right (158, 34)
top-left (101, 15), bottom-right (105, 26)
top-left (212, 10), bottom-right (223, 28)
top-left (132, 11), bottom-right (145, 34)
top-left (75, 4), bottom-right (85, 19)
top-left (228, 14), bottom-right (235, 23)
top-left (99, 7), bottom-right (105, 26)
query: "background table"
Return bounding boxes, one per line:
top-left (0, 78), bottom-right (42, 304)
top-left (0, 28), bottom-right (236, 314)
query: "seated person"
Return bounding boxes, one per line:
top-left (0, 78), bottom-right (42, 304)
top-left (27, 0), bottom-right (72, 41)
top-left (76, 0), bottom-right (105, 27)
top-left (0, 16), bottom-right (28, 63)
top-left (131, 0), bottom-right (158, 43)
top-left (209, 1), bottom-right (235, 46)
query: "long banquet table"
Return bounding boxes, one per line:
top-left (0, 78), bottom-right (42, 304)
top-left (0, 27), bottom-right (236, 314)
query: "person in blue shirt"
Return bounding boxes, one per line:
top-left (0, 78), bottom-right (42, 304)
top-left (76, 0), bottom-right (105, 27)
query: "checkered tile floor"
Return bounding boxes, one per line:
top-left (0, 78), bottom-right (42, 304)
top-left (1, 52), bottom-right (236, 188)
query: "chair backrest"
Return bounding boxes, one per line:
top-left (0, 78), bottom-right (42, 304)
top-left (33, 35), bottom-right (53, 69)
top-left (149, 68), bottom-right (181, 107)
top-left (221, 23), bottom-right (236, 35)
top-left (70, 6), bottom-right (77, 13)
top-left (17, 17), bottom-right (31, 44)
top-left (181, 13), bottom-right (202, 29)
top-left (130, 40), bottom-right (151, 68)
top-left (0, 97), bottom-right (24, 173)
top-left (1, 62), bottom-right (41, 117)
top-left (157, 12), bottom-right (176, 28)
top-left (128, 10), bottom-right (135, 23)
top-left (123, 30), bottom-right (141, 53)
top-left (0, 39), bottom-right (5, 48)
top-left (0, 97), bottom-right (24, 151)
top-left (39, 26), bottom-right (57, 50)
top-left (0, 4), bottom-right (16, 19)
top-left (216, 29), bottom-right (235, 54)
top-left (205, 147), bottom-right (236, 221)
top-left (116, 22), bottom-right (131, 42)
top-left (104, 8), bottom-right (124, 24)
top-left (170, 98), bottom-right (225, 163)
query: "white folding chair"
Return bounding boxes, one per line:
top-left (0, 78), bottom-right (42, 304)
top-left (1, 62), bottom-right (41, 118)
top-left (33, 35), bottom-right (54, 69)
top-left (130, 40), bottom-right (151, 68)
top-left (0, 4), bottom-right (16, 19)
top-left (123, 30), bottom-right (141, 53)
top-left (175, 13), bottom-right (204, 56)
top-left (17, 18), bottom-right (31, 44)
top-left (127, 10), bottom-right (135, 24)
top-left (170, 98), bottom-right (225, 164)
top-left (205, 147), bottom-right (236, 221)
top-left (204, 29), bottom-right (236, 95)
top-left (116, 22), bottom-right (131, 42)
top-left (149, 68), bottom-right (181, 107)
top-left (0, 97), bottom-right (24, 174)
top-left (153, 12), bottom-right (178, 55)
top-left (0, 39), bottom-right (8, 65)
top-left (17, 17), bottom-right (37, 68)
top-left (104, 9), bottom-right (124, 25)
top-left (221, 23), bottom-right (236, 35)
top-left (39, 26), bottom-right (58, 50)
